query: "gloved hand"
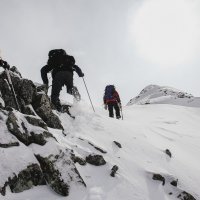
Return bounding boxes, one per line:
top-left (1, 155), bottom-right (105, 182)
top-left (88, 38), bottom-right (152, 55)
top-left (104, 104), bottom-right (107, 110)
top-left (79, 72), bottom-right (84, 77)
top-left (118, 102), bottom-right (122, 109)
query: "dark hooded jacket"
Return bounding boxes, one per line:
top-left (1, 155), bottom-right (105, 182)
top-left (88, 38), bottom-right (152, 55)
top-left (41, 55), bottom-right (83, 85)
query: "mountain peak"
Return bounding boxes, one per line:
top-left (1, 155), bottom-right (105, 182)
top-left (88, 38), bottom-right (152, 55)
top-left (127, 84), bottom-right (200, 107)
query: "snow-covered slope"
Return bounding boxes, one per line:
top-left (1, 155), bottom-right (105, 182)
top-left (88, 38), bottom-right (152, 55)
top-left (3, 101), bottom-right (200, 200)
top-left (127, 85), bottom-right (200, 107)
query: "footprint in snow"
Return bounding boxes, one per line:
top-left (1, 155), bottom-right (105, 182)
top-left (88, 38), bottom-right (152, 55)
top-left (87, 187), bottom-right (105, 200)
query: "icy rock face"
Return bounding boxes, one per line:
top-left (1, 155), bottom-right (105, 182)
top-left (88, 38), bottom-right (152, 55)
top-left (127, 84), bottom-right (200, 107)
top-left (0, 69), bottom-right (63, 129)
top-left (32, 93), bottom-right (63, 129)
top-left (0, 68), bottom-right (86, 196)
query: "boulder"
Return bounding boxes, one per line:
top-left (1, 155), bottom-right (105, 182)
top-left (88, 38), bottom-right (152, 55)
top-left (8, 164), bottom-right (45, 193)
top-left (6, 111), bottom-right (53, 146)
top-left (0, 164), bottom-right (45, 196)
top-left (86, 154), bottom-right (106, 166)
top-left (36, 151), bottom-right (86, 196)
top-left (152, 173), bottom-right (165, 185)
top-left (177, 191), bottom-right (196, 200)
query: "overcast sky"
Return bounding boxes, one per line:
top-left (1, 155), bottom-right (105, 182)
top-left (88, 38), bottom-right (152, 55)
top-left (0, 0), bottom-right (200, 107)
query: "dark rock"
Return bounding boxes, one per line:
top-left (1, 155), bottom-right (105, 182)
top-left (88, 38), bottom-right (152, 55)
top-left (32, 93), bottom-right (63, 130)
top-left (24, 115), bottom-right (48, 130)
top-left (0, 164), bottom-right (45, 196)
top-left (6, 111), bottom-right (48, 146)
top-left (152, 174), bottom-right (165, 185)
top-left (170, 179), bottom-right (178, 187)
top-left (165, 149), bottom-right (172, 158)
top-left (22, 105), bottom-right (36, 116)
top-left (5, 106), bottom-right (14, 112)
top-left (10, 66), bottom-right (22, 78)
top-left (9, 164), bottom-right (45, 193)
top-left (0, 182), bottom-right (8, 196)
top-left (0, 73), bottom-right (18, 110)
top-left (86, 154), bottom-right (106, 166)
top-left (0, 70), bottom-right (37, 111)
top-left (88, 142), bottom-right (107, 153)
top-left (0, 142), bottom-right (19, 148)
top-left (36, 155), bottom-right (69, 196)
top-left (71, 154), bottom-right (86, 166)
top-left (177, 191), bottom-right (196, 200)
top-left (0, 68), bottom-right (62, 129)
top-left (113, 141), bottom-right (122, 148)
top-left (36, 150), bottom-right (86, 197)
top-left (110, 165), bottom-right (119, 177)
top-left (35, 84), bottom-right (47, 93)
top-left (18, 79), bottom-right (36, 105)
top-left (29, 132), bottom-right (47, 146)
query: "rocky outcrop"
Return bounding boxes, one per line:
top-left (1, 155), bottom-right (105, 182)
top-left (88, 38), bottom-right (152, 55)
top-left (32, 93), bottom-right (63, 130)
top-left (8, 164), bottom-right (45, 193)
top-left (71, 153), bottom-right (87, 166)
top-left (35, 155), bottom-right (69, 196)
top-left (0, 67), bottom-right (88, 197)
top-left (36, 150), bottom-right (86, 196)
top-left (6, 111), bottom-right (53, 146)
top-left (151, 172), bottom-right (196, 200)
top-left (0, 164), bottom-right (45, 196)
top-left (177, 191), bottom-right (196, 200)
top-left (86, 154), bottom-right (106, 166)
top-left (0, 69), bottom-right (63, 129)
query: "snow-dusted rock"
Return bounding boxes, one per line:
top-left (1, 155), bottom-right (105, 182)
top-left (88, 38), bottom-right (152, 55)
top-left (36, 149), bottom-right (86, 196)
top-left (86, 154), bottom-right (106, 166)
top-left (32, 93), bottom-right (63, 130)
top-left (6, 111), bottom-right (53, 146)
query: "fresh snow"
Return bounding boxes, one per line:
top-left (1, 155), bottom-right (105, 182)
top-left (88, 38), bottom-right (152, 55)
top-left (1, 97), bottom-right (200, 200)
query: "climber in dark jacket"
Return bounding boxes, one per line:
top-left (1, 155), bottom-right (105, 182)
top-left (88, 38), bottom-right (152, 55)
top-left (103, 85), bottom-right (121, 119)
top-left (41, 49), bottom-right (84, 111)
top-left (0, 58), bottom-right (10, 69)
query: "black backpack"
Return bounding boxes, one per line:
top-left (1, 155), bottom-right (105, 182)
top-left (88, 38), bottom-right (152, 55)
top-left (47, 49), bottom-right (68, 68)
top-left (104, 85), bottom-right (115, 100)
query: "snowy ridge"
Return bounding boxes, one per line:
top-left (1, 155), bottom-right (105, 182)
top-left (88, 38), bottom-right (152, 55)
top-left (127, 84), bottom-right (200, 107)
top-left (3, 101), bottom-right (200, 200)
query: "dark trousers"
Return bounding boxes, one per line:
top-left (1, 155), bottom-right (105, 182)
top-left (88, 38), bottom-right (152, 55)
top-left (108, 102), bottom-right (121, 118)
top-left (51, 71), bottom-right (73, 108)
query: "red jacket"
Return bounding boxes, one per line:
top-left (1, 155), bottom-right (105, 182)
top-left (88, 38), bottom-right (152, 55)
top-left (104, 91), bottom-right (121, 104)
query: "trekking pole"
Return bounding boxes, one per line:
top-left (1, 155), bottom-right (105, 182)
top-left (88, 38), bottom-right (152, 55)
top-left (120, 104), bottom-right (124, 120)
top-left (82, 77), bottom-right (95, 112)
top-left (5, 69), bottom-right (21, 112)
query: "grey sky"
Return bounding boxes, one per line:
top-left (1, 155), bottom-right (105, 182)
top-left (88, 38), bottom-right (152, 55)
top-left (0, 0), bottom-right (200, 106)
